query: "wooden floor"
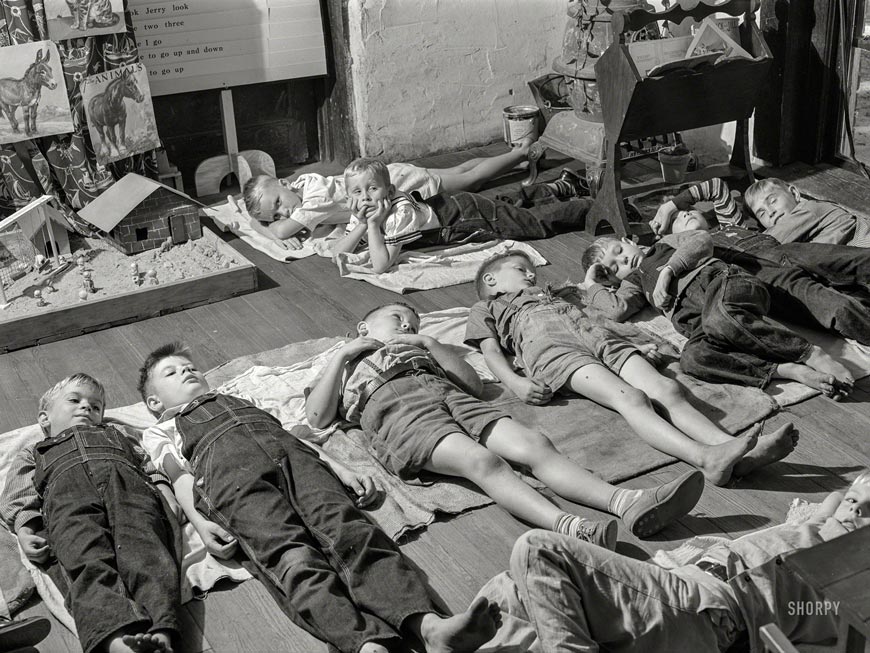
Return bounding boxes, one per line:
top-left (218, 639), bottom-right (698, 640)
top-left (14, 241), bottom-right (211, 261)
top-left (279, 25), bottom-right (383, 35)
top-left (4, 146), bottom-right (870, 652)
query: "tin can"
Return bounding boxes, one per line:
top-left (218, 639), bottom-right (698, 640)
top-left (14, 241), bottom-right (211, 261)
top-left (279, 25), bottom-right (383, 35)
top-left (503, 106), bottom-right (541, 145)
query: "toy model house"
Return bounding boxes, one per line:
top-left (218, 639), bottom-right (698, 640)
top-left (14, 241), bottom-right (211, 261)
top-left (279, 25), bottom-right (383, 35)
top-left (79, 173), bottom-right (203, 255)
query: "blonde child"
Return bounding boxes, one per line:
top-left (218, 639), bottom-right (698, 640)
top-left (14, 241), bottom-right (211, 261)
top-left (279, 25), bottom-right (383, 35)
top-left (465, 250), bottom-right (799, 487)
top-left (332, 158), bottom-right (590, 273)
top-left (306, 302), bottom-right (705, 539)
top-left (0, 374), bottom-right (180, 653)
top-left (241, 140), bottom-right (534, 248)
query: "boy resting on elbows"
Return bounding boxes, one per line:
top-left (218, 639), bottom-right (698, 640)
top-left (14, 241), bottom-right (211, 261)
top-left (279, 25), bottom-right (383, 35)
top-left (331, 157), bottom-right (591, 273)
top-left (486, 470), bottom-right (870, 652)
top-left (0, 374), bottom-right (181, 653)
top-left (306, 302), bottom-right (704, 540)
top-left (649, 178), bottom-right (870, 345)
top-left (139, 343), bottom-right (500, 653)
top-left (242, 139), bottom-right (534, 249)
top-left (582, 231), bottom-right (855, 398)
top-left (745, 177), bottom-right (870, 247)
top-left (465, 250), bottom-right (798, 487)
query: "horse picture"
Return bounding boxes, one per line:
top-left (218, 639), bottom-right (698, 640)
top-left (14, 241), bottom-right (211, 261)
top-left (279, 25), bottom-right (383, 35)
top-left (0, 41), bottom-right (73, 144)
top-left (82, 63), bottom-right (160, 164)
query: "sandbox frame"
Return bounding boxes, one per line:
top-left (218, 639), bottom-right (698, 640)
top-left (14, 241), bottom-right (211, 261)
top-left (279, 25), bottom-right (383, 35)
top-left (0, 227), bottom-right (258, 352)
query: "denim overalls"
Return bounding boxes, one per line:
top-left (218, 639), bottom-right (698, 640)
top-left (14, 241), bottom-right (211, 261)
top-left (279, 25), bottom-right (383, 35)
top-left (33, 424), bottom-right (179, 653)
top-left (173, 393), bottom-right (439, 653)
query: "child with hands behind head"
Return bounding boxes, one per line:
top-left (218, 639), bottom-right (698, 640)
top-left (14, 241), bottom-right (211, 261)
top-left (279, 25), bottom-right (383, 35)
top-left (139, 343), bottom-right (499, 653)
top-left (0, 374), bottom-right (181, 653)
top-left (307, 302), bottom-right (703, 540)
top-left (466, 250), bottom-right (795, 487)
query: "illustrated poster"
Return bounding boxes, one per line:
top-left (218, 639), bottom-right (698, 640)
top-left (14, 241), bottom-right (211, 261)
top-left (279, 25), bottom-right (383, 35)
top-left (45, 0), bottom-right (127, 40)
top-left (81, 63), bottom-right (160, 164)
top-left (0, 41), bottom-right (73, 145)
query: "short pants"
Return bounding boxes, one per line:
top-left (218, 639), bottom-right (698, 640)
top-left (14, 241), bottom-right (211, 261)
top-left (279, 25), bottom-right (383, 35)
top-left (360, 372), bottom-right (508, 479)
top-left (387, 162), bottom-right (442, 199)
top-left (515, 302), bottom-right (639, 391)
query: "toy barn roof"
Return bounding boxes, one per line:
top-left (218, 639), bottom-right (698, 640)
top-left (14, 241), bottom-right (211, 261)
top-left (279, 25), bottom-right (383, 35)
top-left (0, 195), bottom-right (71, 239)
top-left (79, 173), bottom-right (203, 233)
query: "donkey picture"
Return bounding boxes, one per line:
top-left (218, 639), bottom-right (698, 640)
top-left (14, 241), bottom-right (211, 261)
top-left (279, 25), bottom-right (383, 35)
top-left (0, 48), bottom-right (58, 137)
top-left (87, 68), bottom-right (144, 159)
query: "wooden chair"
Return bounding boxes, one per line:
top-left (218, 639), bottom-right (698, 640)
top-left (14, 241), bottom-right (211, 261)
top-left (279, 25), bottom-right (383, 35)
top-left (587, 0), bottom-right (773, 236)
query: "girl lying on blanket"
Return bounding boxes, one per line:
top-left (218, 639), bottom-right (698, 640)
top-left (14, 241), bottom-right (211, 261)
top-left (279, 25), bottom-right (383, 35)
top-left (306, 302), bottom-right (705, 540)
top-left (241, 138), bottom-right (535, 251)
top-left (331, 158), bottom-right (591, 273)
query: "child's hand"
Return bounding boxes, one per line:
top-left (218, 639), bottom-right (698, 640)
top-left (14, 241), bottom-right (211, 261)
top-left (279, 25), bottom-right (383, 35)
top-left (652, 268), bottom-right (675, 310)
top-left (285, 236), bottom-right (303, 250)
top-left (19, 530), bottom-right (50, 564)
top-left (340, 336), bottom-right (383, 360)
top-left (367, 198), bottom-right (391, 226)
top-left (197, 520), bottom-right (238, 559)
top-left (333, 465), bottom-right (378, 508)
top-left (636, 343), bottom-right (665, 366)
top-left (509, 377), bottom-right (553, 405)
top-left (384, 333), bottom-right (435, 350)
top-left (582, 263), bottom-right (617, 289)
top-left (650, 200), bottom-right (678, 237)
top-left (348, 196), bottom-right (366, 220)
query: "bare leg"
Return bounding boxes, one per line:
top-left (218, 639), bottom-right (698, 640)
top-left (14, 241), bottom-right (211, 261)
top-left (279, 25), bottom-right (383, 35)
top-left (803, 346), bottom-right (854, 398)
top-left (404, 597), bottom-right (502, 653)
top-left (437, 137), bottom-right (535, 193)
top-left (732, 422), bottom-right (799, 478)
top-left (481, 417), bottom-right (616, 510)
top-left (775, 345), bottom-right (853, 400)
top-left (570, 363), bottom-right (756, 485)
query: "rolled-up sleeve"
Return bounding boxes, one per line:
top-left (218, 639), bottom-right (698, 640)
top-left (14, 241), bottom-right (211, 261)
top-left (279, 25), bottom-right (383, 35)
top-left (141, 419), bottom-right (191, 478)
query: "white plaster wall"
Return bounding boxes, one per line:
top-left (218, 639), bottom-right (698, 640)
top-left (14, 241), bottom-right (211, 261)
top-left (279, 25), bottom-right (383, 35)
top-left (347, 0), bottom-right (565, 160)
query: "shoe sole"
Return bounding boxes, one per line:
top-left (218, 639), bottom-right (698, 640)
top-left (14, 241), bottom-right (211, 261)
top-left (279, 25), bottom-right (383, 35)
top-left (630, 471), bottom-right (704, 538)
top-left (0, 617), bottom-right (51, 650)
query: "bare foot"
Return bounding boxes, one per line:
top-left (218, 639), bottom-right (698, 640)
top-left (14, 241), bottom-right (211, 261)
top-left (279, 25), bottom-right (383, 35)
top-left (417, 596), bottom-right (502, 653)
top-left (804, 346), bottom-right (854, 398)
top-left (360, 643), bottom-right (390, 653)
top-left (775, 362), bottom-right (842, 399)
top-left (512, 135), bottom-right (535, 157)
top-left (698, 428), bottom-right (759, 486)
top-left (732, 422), bottom-right (799, 478)
top-left (121, 632), bottom-right (173, 653)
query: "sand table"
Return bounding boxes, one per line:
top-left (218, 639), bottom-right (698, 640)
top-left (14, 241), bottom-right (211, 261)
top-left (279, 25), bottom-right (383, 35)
top-left (0, 229), bottom-right (243, 319)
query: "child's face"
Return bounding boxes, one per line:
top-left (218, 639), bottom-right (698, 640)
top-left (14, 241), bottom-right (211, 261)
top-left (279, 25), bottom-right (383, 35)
top-left (38, 381), bottom-right (104, 436)
top-left (359, 305), bottom-right (420, 342)
top-left (346, 170), bottom-right (393, 209)
top-left (256, 178), bottom-right (301, 222)
top-left (833, 480), bottom-right (870, 529)
top-left (486, 256), bottom-right (537, 295)
top-left (145, 355), bottom-right (211, 415)
top-left (597, 238), bottom-right (644, 280)
top-left (670, 210), bottom-right (710, 234)
top-left (746, 185), bottom-right (800, 229)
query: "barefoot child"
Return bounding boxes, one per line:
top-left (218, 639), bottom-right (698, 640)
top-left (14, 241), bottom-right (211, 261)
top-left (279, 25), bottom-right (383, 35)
top-left (307, 302), bottom-right (704, 539)
top-left (331, 157), bottom-right (590, 273)
top-left (138, 343), bottom-right (500, 653)
top-left (582, 231), bottom-right (855, 399)
top-left (242, 140), bottom-right (534, 248)
top-left (465, 250), bottom-right (797, 487)
top-left (0, 374), bottom-right (181, 653)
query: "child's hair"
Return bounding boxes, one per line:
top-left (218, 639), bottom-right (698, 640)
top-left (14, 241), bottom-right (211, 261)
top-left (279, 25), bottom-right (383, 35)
top-left (242, 175), bottom-right (277, 221)
top-left (744, 178), bottom-right (791, 213)
top-left (39, 373), bottom-right (106, 432)
top-left (852, 470), bottom-right (870, 489)
top-left (580, 237), bottom-right (619, 272)
top-left (137, 342), bottom-right (194, 409)
top-left (344, 157), bottom-right (391, 187)
top-left (361, 301), bottom-right (420, 324)
top-left (474, 249), bottom-right (537, 299)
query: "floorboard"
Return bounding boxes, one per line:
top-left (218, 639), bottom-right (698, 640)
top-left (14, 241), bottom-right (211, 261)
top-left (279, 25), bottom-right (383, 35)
top-left (3, 146), bottom-right (869, 652)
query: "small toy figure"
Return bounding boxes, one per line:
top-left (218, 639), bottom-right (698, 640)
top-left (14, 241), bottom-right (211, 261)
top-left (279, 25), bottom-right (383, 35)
top-left (146, 269), bottom-right (158, 285)
top-left (34, 254), bottom-right (50, 272)
top-left (78, 289), bottom-right (88, 301)
top-left (76, 255), bottom-right (86, 273)
top-left (131, 262), bottom-right (140, 286)
top-left (43, 281), bottom-right (54, 294)
top-left (82, 270), bottom-right (95, 294)
top-left (158, 238), bottom-right (173, 254)
top-left (34, 289), bottom-right (46, 307)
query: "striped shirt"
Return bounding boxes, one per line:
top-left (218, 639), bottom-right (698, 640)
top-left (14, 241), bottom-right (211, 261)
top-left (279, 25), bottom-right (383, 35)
top-left (345, 193), bottom-right (438, 247)
top-left (672, 178), bottom-right (744, 227)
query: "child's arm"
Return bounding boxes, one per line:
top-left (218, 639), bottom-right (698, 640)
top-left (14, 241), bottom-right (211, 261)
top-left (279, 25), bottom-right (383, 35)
top-left (306, 337), bottom-right (383, 429)
top-left (226, 195), bottom-right (300, 250)
top-left (388, 334), bottom-right (483, 397)
top-left (331, 208), bottom-right (369, 258)
top-left (1, 447), bottom-right (50, 563)
top-left (653, 178), bottom-right (743, 234)
top-left (479, 337), bottom-right (552, 404)
top-left (297, 440), bottom-right (377, 507)
top-left (654, 231), bottom-right (714, 310)
top-left (581, 264), bottom-right (648, 321)
top-left (365, 199), bottom-right (404, 273)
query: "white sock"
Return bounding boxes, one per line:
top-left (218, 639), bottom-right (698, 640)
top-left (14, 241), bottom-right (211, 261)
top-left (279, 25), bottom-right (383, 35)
top-left (608, 488), bottom-right (644, 517)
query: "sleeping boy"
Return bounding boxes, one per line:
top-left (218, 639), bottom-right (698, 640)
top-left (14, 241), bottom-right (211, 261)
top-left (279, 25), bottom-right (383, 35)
top-left (242, 139), bottom-right (533, 248)
top-left (0, 373), bottom-right (181, 653)
top-left (331, 157), bottom-right (591, 273)
top-left (582, 231), bottom-right (854, 397)
top-left (306, 301), bottom-right (704, 539)
top-left (465, 250), bottom-right (797, 487)
top-left (139, 343), bottom-right (500, 653)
